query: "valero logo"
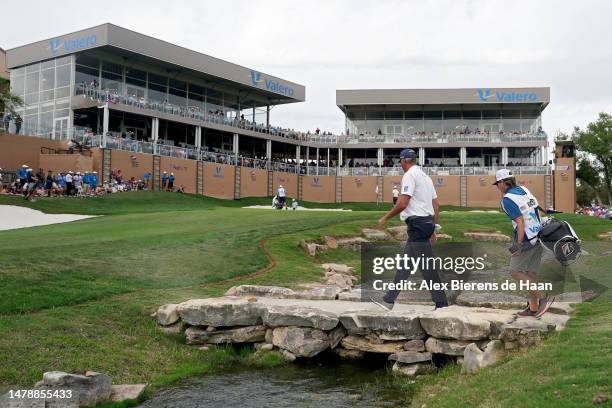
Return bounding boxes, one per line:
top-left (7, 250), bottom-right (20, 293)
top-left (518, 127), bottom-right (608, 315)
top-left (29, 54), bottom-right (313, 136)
top-left (476, 88), bottom-right (538, 103)
top-left (214, 166), bottom-right (223, 178)
top-left (311, 177), bottom-right (321, 187)
top-left (49, 35), bottom-right (97, 57)
top-left (436, 177), bottom-right (445, 187)
top-left (249, 70), bottom-right (295, 97)
top-left (479, 177), bottom-right (487, 186)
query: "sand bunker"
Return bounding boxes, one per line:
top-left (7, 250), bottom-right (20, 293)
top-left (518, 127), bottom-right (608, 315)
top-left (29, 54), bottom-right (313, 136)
top-left (0, 205), bottom-right (95, 231)
top-left (243, 205), bottom-right (351, 212)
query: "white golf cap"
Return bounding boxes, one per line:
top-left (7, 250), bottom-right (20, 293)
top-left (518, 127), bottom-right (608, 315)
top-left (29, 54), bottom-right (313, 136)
top-left (279, 185), bottom-right (283, 188)
top-left (21, 164), bottom-right (28, 167)
top-left (493, 168), bottom-right (514, 185)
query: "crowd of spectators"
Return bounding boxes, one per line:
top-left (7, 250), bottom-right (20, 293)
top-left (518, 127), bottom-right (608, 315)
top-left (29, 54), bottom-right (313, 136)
top-left (576, 203), bottom-right (611, 220)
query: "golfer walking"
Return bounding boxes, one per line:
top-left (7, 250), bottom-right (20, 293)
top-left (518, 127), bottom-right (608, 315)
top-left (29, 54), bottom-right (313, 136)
top-left (493, 169), bottom-right (552, 318)
top-left (373, 149), bottom-right (448, 310)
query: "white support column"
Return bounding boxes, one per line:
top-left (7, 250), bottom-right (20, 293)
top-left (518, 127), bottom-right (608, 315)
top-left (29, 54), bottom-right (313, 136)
top-left (306, 147), bottom-right (310, 175)
top-left (338, 148), bottom-right (343, 167)
top-left (316, 147), bottom-right (319, 175)
top-left (266, 139), bottom-right (272, 170)
top-left (296, 145), bottom-right (301, 174)
top-left (377, 147), bottom-right (383, 166)
top-left (540, 146), bottom-right (547, 166)
top-left (460, 147), bottom-right (466, 166)
top-left (195, 126), bottom-right (202, 149)
top-left (502, 147), bottom-right (508, 166)
top-left (419, 147), bottom-right (425, 166)
top-left (102, 103), bottom-right (109, 147)
top-left (327, 148), bottom-right (330, 173)
top-left (233, 134), bottom-right (239, 163)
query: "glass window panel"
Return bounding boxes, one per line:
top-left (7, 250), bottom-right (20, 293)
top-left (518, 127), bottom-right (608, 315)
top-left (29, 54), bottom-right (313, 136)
top-left (55, 86), bottom-right (70, 98)
top-left (385, 111), bottom-right (403, 119)
top-left (55, 108), bottom-right (69, 117)
top-left (40, 103), bottom-right (54, 113)
top-left (189, 84), bottom-right (204, 95)
top-left (101, 71), bottom-right (122, 93)
top-left (25, 63), bottom-right (40, 73)
top-left (55, 100), bottom-right (69, 110)
top-left (366, 111), bottom-right (384, 120)
top-left (125, 67), bottom-right (146, 80)
top-left (76, 53), bottom-right (99, 68)
top-left (207, 89), bottom-right (222, 99)
top-left (168, 87), bottom-right (187, 106)
top-left (12, 67), bottom-right (25, 76)
top-left (11, 75), bottom-right (25, 96)
top-left (25, 92), bottom-right (39, 104)
top-left (56, 64), bottom-right (71, 88)
top-left (148, 82), bottom-right (167, 103)
top-left (25, 106), bottom-right (38, 115)
top-left (102, 60), bottom-right (122, 74)
top-left (55, 56), bottom-right (71, 66)
top-left (126, 76), bottom-right (145, 87)
top-left (25, 71), bottom-right (40, 94)
top-left (169, 78), bottom-right (186, 90)
top-left (127, 85), bottom-right (145, 98)
top-left (148, 73), bottom-right (167, 86)
top-left (75, 64), bottom-right (98, 87)
top-left (41, 60), bottom-right (55, 70)
top-left (40, 89), bottom-right (54, 102)
top-left (41, 68), bottom-right (55, 90)
top-left (405, 111), bottom-right (423, 119)
top-left (40, 111), bottom-right (54, 133)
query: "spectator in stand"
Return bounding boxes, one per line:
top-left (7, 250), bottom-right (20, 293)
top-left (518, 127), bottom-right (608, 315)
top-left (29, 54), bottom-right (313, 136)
top-left (162, 171), bottom-right (168, 191)
top-left (168, 173), bottom-right (175, 191)
top-left (14, 114), bottom-right (22, 134)
top-left (3, 112), bottom-right (11, 132)
top-left (90, 171), bottom-right (98, 193)
top-left (65, 171), bottom-right (73, 196)
top-left (392, 184), bottom-right (400, 205)
top-left (24, 168), bottom-right (37, 201)
top-left (143, 171), bottom-right (151, 188)
top-left (18, 165), bottom-right (28, 188)
top-left (44, 170), bottom-right (53, 197)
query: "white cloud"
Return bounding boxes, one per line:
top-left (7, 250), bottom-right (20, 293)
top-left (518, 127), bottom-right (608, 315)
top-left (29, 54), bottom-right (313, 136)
top-left (2, 0), bottom-right (611, 134)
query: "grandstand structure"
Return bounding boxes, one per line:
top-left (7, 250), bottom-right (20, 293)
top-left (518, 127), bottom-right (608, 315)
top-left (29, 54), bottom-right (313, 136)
top-left (1, 23), bottom-right (576, 211)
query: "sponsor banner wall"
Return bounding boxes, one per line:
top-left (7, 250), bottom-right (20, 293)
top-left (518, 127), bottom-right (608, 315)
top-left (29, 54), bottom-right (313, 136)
top-left (554, 158), bottom-right (576, 213)
top-left (160, 156), bottom-right (197, 193)
top-left (273, 172), bottom-right (297, 199)
top-left (382, 176), bottom-right (403, 203)
top-left (341, 176), bottom-right (378, 202)
top-left (111, 150), bottom-right (153, 184)
top-left (240, 167), bottom-right (268, 197)
top-left (301, 175), bottom-right (335, 203)
top-left (0, 133), bottom-right (65, 170)
top-left (515, 175), bottom-right (545, 207)
top-left (430, 176), bottom-right (461, 206)
top-left (466, 175), bottom-right (498, 208)
top-left (39, 154), bottom-right (93, 174)
top-left (203, 162), bottom-right (235, 199)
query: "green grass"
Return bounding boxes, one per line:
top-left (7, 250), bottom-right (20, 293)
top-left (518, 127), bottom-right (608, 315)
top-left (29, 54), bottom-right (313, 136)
top-left (0, 191), bottom-right (610, 407)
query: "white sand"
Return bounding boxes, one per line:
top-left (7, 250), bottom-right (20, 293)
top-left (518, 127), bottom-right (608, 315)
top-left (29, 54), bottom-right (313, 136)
top-left (0, 205), bottom-right (95, 231)
top-left (243, 205), bottom-right (351, 212)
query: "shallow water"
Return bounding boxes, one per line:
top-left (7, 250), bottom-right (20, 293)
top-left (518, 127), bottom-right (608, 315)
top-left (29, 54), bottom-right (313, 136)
top-left (138, 361), bottom-right (410, 408)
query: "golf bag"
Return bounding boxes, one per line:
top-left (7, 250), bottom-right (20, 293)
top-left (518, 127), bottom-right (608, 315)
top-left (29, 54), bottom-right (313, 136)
top-left (538, 217), bottom-right (582, 266)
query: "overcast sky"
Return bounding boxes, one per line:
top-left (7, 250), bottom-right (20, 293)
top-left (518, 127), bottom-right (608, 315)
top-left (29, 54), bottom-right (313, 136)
top-left (2, 0), bottom-right (611, 135)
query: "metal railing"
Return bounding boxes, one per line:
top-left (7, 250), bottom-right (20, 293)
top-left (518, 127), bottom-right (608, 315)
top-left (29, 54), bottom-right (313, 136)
top-left (306, 131), bottom-right (547, 145)
top-left (336, 165), bottom-right (550, 177)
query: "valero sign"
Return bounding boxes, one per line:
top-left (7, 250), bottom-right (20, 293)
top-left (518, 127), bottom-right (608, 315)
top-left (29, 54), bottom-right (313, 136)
top-left (49, 35), bottom-right (97, 57)
top-left (477, 88), bottom-right (538, 103)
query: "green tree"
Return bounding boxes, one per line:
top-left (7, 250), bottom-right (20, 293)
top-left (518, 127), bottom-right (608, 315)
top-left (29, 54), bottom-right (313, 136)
top-left (576, 158), bottom-right (603, 204)
top-left (573, 112), bottom-right (612, 205)
top-left (0, 77), bottom-right (24, 119)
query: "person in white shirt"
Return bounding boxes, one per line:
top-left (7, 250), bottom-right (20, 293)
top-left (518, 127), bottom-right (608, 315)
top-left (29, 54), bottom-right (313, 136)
top-left (65, 171), bottom-right (74, 196)
top-left (277, 185), bottom-right (286, 208)
top-left (392, 185), bottom-right (400, 205)
top-left (373, 149), bottom-right (448, 310)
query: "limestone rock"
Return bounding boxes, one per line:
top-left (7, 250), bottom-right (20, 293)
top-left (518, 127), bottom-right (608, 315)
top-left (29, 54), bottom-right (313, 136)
top-left (34, 371), bottom-right (112, 407)
top-left (320, 263), bottom-right (355, 276)
top-left (323, 236), bottom-right (338, 249)
top-left (462, 340), bottom-right (505, 374)
top-left (109, 384), bottom-right (146, 402)
top-left (336, 236), bottom-right (369, 250)
top-left (254, 343), bottom-right (274, 352)
top-left (362, 228), bottom-right (390, 241)
top-left (496, 318), bottom-right (554, 347)
top-left (455, 292), bottom-right (526, 310)
top-left (322, 273), bottom-right (354, 290)
top-left (262, 305), bottom-right (339, 330)
top-left (597, 231), bottom-right (612, 241)
top-left (177, 297), bottom-right (264, 327)
top-left (300, 240), bottom-right (327, 256)
top-left (340, 310), bottom-right (426, 339)
top-left (185, 325), bottom-right (266, 344)
top-left (332, 347), bottom-right (364, 359)
top-left (389, 351), bottom-right (432, 364)
top-left (403, 339), bottom-right (425, 352)
top-left (292, 286), bottom-right (342, 300)
top-left (340, 335), bottom-right (404, 353)
top-left (386, 225), bottom-right (408, 241)
top-left (425, 337), bottom-right (476, 356)
top-left (436, 233), bottom-right (453, 240)
top-left (419, 306), bottom-right (515, 340)
top-left (280, 349), bottom-right (297, 362)
top-left (157, 321), bottom-right (187, 334)
top-left (328, 326), bottom-right (347, 349)
top-left (392, 362), bottom-right (433, 376)
top-left (224, 285), bottom-right (295, 299)
top-left (337, 289), bottom-right (361, 302)
top-left (463, 231), bottom-right (511, 242)
top-left (272, 327), bottom-right (330, 358)
top-left (155, 303), bottom-right (180, 326)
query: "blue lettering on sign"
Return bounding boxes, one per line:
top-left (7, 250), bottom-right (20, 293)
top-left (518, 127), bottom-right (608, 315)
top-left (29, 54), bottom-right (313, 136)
top-left (250, 70), bottom-right (295, 97)
top-left (213, 166), bottom-right (223, 178)
top-left (477, 88), bottom-right (538, 103)
top-left (49, 35), bottom-right (97, 57)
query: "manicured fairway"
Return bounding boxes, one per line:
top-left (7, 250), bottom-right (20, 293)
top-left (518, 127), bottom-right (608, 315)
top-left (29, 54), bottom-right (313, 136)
top-left (0, 192), bottom-right (609, 407)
